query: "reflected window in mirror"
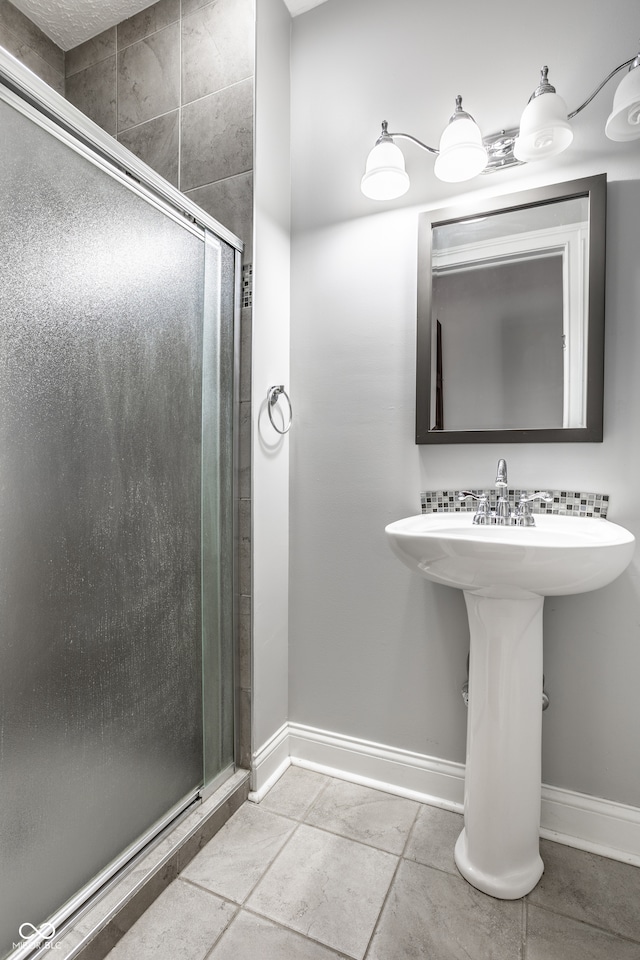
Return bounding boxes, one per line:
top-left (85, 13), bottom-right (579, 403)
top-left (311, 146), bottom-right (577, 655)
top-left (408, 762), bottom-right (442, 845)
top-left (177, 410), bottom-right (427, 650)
top-left (416, 176), bottom-right (606, 443)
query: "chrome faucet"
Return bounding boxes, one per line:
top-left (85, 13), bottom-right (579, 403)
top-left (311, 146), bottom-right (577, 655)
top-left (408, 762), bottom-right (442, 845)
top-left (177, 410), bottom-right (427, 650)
top-left (459, 459), bottom-right (552, 526)
top-left (494, 458), bottom-right (511, 523)
top-left (514, 492), bottom-right (554, 526)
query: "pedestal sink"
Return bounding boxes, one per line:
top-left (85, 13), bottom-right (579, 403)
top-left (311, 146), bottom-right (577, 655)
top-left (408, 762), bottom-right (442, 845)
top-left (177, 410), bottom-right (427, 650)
top-left (385, 512), bottom-right (635, 899)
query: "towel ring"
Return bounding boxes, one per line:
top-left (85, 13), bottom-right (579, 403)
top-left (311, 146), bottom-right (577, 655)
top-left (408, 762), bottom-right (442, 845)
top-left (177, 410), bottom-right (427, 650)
top-left (267, 385), bottom-right (292, 435)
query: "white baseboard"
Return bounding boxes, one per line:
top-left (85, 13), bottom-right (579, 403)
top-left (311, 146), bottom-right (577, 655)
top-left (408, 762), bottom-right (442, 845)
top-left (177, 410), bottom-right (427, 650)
top-left (288, 723), bottom-right (465, 811)
top-left (250, 721), bottom-right (640, 867)
top-left (539, 784), bottom-right (640, 865)
top-left (248, 722), bottom-right (290, 802)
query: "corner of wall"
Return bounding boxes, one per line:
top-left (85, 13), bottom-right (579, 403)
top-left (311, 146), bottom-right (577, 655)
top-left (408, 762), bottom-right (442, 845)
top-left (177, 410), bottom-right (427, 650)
top-left (251, 0), bottom-right (292, 760)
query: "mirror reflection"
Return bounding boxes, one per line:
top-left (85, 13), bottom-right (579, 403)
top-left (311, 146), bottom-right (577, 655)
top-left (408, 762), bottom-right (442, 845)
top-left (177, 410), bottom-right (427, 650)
top-left (416, 176), bottom-right (606, 444)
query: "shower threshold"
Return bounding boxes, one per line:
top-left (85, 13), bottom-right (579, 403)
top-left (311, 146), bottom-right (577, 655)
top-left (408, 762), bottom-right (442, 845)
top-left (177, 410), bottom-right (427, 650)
top-left (23, 769), bottom-right (249, 960)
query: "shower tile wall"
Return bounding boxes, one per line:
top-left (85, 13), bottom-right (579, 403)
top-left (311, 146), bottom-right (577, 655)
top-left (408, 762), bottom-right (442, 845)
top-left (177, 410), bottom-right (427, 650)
top-left (63, 0), bottom-right (254, 250)
top-left (0, 0), bottom-right (65, 94)
top-left (0, 0), bottom-right (254, 770)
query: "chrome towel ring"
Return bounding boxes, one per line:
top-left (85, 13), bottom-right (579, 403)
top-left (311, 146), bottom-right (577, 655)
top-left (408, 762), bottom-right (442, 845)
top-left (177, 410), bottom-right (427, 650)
top-left (267, 385), bottom-right (292, 434)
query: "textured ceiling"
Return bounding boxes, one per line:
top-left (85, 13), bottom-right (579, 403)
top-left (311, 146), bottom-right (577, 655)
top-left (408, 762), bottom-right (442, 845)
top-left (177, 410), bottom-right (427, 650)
top-left (10, 0), bottom-right (329, 50)
top-left (10, 0), bottom-right (179, 49)
top-left (283, 0), bottom-right (328, 14)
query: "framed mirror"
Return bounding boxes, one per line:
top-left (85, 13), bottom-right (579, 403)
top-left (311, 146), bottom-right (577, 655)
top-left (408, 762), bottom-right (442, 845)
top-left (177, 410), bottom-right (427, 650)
top-left (416, 175), bottom-right (606, 443)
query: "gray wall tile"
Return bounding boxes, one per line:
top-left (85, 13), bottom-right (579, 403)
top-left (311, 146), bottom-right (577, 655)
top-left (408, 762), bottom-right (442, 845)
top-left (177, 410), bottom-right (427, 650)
top-left (181, 0), bottom-right (254, 105)
top-left (239, 306), bottom-right (252, 403)
top-left (185, 172), bottom-right (253, 249)
top-left (65, 28), bottom-right (116, 78)
top-left (118, 0), bottom-right (180, 49)
top-left (0, 22), bottom-right (64, 94)
top-left (0, 0), bottom-right (63, 73)
top-left (237, 497), bottom-right (251, 598)
top-left (117, 22), bottom-right (180, 131)
top-left (181, 78), bottom-right (253, 192)
top-left (118, 110), bottom-right (180, 186)
top-left (238, 594), bottom-right (251, 690)
top-left (181, 0), bottom-right (215, 18)
top-left (66, 57), bottom-right (117, 136)
top-left (236, 687), bottom-right (252, 770)
top-left (236, 399), bottom-right (252, 500)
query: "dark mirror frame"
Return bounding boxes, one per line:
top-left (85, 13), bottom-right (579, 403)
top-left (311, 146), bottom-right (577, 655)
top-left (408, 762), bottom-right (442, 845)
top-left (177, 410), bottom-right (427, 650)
top-left (416, 175), bottom-right (606, 444)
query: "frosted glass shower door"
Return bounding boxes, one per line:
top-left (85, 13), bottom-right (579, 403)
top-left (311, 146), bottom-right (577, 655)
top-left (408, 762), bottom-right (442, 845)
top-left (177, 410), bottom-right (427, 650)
top-left (0, 93), bottom-right (233, 958)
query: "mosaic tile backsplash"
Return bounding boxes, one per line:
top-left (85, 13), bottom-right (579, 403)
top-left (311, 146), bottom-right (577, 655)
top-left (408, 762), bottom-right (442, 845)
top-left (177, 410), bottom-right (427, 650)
top-left (242, 262), bottom-right (253, 308)
top-left (420, 490), bottom-right (609, 519)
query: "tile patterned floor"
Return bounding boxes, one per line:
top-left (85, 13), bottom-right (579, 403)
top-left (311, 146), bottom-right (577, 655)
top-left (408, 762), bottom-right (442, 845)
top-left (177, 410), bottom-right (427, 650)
top-left (103, 766), bottom-right (640, 960)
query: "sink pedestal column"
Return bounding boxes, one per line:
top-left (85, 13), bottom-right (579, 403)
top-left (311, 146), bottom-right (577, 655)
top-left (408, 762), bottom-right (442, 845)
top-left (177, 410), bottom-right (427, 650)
top-left (454, 591), bottom-right (545, 900)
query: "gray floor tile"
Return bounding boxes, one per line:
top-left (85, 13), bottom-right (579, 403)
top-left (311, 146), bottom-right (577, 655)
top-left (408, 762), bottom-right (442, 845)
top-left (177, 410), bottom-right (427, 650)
top-left (528, 839), bottom-right (640, 942)
top-left (104, 878), bottom-right (236, 960)
top-left (210, 910), bottom-right (349, 960)
top-left (259, 765), bottom-right (329, 820)
top-left (304, 777), bottom-right (419, 854)
top-left (247, 823), bottom-right (397, 959)
top-left (404, 803), bottom-right (464, 874)
top-left (526, 904), bottom-right (640, 960)
top-left (367, 859), bottom-right (524, 960)
top-left (180, 803), bottom-right (296, 903)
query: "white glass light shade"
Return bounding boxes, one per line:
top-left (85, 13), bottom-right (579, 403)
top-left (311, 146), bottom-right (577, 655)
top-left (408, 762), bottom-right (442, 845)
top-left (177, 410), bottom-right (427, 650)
top-left (360, 139), bottom-right (410, 200)
top-left (605, 63), bottom-right (640, 141)
top-left (514, 91), bottom-right (573, 161)
top-left (433, 116), bottom-right (487, 183)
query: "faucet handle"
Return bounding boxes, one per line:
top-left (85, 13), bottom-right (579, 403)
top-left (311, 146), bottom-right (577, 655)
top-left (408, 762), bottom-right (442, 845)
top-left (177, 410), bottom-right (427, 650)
top-left (459, 490), bottom-right (488, 501)
top-left (518, 491), bottom-right (552, 505)
top-left (459, 491), bottom-right (491, 524)
top-left (515, 492), bottom-right (553, 526)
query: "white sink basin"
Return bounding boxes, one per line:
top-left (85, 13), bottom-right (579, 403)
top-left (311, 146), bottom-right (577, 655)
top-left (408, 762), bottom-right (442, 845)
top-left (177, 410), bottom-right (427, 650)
top-left (385, 509), bottom-right (635, 899)
top-left (386, 512), bottom-right (635, 597)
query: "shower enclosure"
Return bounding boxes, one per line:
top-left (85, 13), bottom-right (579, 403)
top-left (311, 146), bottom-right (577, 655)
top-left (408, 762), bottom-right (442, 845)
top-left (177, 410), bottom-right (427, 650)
top-left (0, 51), bottom-right (240, 960)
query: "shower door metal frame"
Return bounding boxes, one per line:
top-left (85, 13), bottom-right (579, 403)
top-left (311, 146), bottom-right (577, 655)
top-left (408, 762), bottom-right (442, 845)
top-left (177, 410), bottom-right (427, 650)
top-left (0, 46), bottom-right (244, 960)
top-left (0, 47), bottom-right (243, 252)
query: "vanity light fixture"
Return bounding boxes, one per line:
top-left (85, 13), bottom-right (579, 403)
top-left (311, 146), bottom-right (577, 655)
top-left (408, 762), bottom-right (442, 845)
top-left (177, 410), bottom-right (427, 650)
top-left (361, 51), bottom-right (640, 199)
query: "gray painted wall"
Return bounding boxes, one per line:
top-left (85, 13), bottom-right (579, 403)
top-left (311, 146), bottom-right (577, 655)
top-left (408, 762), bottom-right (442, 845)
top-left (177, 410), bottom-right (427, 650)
top-left (289, 0), bottom-right (640, 808)
top-left (252, 0), bottom-right (291, 757)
